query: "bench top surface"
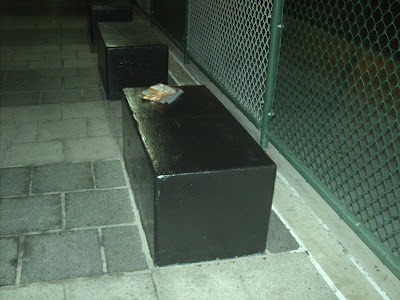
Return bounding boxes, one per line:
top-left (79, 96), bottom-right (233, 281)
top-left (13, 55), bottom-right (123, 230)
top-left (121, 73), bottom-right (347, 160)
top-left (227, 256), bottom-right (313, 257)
top-left (124, 86), bottom-right (275, 176)
top-left (98, 22), bottom-right (165, 47)
top-left (90, 0), bottom-right (131, 9)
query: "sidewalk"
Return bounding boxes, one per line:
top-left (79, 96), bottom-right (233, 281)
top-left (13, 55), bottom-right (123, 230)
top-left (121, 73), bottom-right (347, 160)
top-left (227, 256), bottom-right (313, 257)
top-left (0, 8), bottom-right (398, 300)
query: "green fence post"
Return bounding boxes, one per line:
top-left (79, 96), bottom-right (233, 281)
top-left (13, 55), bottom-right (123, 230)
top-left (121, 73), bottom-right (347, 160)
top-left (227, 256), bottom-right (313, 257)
top-left (183, 0), bottom-right (190, 64)
top-left (260, 0), bottom-right (285, 148)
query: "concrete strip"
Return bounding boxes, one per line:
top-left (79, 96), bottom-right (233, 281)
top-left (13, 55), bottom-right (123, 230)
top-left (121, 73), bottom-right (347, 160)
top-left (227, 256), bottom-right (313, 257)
top-left (65, 273), bottom-right (157, 300)
top-left (0, 282), bottom-right (65, 300)
top-left (271, 175), bottom-right (388, 299)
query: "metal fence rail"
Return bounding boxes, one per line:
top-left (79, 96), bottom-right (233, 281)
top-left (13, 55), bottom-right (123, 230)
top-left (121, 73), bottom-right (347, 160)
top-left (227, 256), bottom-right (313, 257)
top-left (269, 0), bottom-right (400, 277)
top-left (186, 0), bottom-right (274, 127)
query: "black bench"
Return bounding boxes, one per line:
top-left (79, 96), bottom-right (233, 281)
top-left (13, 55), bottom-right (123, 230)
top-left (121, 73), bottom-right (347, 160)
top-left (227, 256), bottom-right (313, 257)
top-left (88, 0), bottom-right (132, 52)
top-left (97, 22), bottom-right (168, 100)
top-left (122, 85), bottom-right (277, 266)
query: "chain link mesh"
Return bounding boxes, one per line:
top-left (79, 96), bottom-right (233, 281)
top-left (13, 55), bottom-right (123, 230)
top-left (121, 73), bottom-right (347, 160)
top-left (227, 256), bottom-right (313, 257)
top-left (136, 0), bottom-right (151, 15)
top-left (187, 0), bottom-right (273, 122)
top-left (270, 0), bottom-right (400, 261)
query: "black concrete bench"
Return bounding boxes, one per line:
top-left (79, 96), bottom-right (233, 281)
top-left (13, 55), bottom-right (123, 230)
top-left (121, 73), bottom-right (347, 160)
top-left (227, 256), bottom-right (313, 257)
top-left (88, 0), bottom-right (132, 51)
top-left (97, 22), bottom-right (168, 100)
top-left (122, 85), bottom-right (277, 266)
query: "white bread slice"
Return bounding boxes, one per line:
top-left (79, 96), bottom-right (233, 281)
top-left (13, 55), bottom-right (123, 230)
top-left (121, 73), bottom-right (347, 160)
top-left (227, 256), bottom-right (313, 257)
top-left (141, 89), bottom-right (162, 101)
top-left (150, 83), bottom-right (176, 97)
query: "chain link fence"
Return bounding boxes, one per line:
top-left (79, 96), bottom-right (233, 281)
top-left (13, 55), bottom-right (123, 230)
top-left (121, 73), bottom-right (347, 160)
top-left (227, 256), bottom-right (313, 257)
top-left (137, 0), bottom-right (399, 277)
top-left (186, 0), bottom-right (273, 126)
top-left (269, 0), bottom-right (399, 276)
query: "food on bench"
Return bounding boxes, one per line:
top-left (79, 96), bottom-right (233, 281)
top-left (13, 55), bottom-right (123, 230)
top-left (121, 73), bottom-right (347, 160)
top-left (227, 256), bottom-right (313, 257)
top-left (150, 83), bottom-right (176, 97)
top-left (141, 84), bottom-right (184, 104)
top-left (141, 89), bottom-right (163, 101)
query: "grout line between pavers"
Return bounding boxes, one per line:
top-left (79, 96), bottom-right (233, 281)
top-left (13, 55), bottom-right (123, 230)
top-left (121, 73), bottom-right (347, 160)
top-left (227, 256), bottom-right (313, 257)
top-left (0, 223), bottom-right (137, 239)
top-left (3, 143), bottom-right (9, 167)
top-left (61, 193), bottom-right (66, 230)
top-left (97, 228), bottom-right (108, 274)
top-left (90, 160), bottom-right (97, 189)
top-left (15, 235), bottom-right (25, 285)
top-left (150, 272), bottom-right (161, 300)
top-left (62, 282), bottom-right (69, 300)
top-left (34, 121), bottom-right (40, 141)
top-left (24, 180), bottom-right (125, 196)
top-left (28, 166), bottom-right (34, 195)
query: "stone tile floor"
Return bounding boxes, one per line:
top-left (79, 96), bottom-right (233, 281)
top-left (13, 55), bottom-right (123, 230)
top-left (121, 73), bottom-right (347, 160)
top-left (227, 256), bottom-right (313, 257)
top-left (0, 12), bottom-right (153, 290)
top-left (1, 6), bottom-right (395, 300)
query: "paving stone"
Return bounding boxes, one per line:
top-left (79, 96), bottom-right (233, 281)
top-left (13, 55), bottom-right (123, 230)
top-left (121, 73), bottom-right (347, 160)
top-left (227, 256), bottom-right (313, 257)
top-left (64, 137), bottom-right (119, 162)
top-left (0, 61), bottom-right (28, 71)
top-left (14, 104), bottom-right (62, 123)
top-left (106, 101), bottom-right (121, 118)
top-left (0, 194), bottom-right (61, 235)
top-left (65, 189), bottom-right (134, 228)
top-left (6, 140), bottom-right (64, 166)
top-left (61, 44), bottom-right (89, 52)
top-left (0, 106), bottom-right (14, 123)
top-left (4, 70), bottom-right (43, 80)
top-left (38, 119), bottom-right (87, 140)
top-left (93, 159), bottom-right (126, 188)
top-left (78, 67), bottom-right (99, 77)
top-left (0, 122), bottom-right (38, 142)
top-left (28, 59), bottom-right (62, 69)
top-left (87, 119), bottom-right (112, 137)
top-left (88, 119), bottom-right (112, 136)
top-left (64, 76), bottom-right (101, 89)
top-left (63, 58), bottom-right (96, 69)
top-left (0, 78), bottom-right (63, 92)
top-left (0, 167), bottom-right (31, 197)
top-left (0, 237), bottom-right (18, 286)
top-left (108, 117), bottom-right (122, 137)
top-left (0, 92), bottom-right (40, 107)
top-left (82, 88), bottom-right (105, 102)
top-left (266, 211), bottom-right (299, 253)
top-left (42, 68), bottom-right (80, 78)
top-left (102, 225), bottom-right (147, 273)
top-left (21, 230), bottom-right (103, 283)
top-left (62, 102), bottom-right (106, 119)
top-left (41, 89), bottom-right (82, 104)
top-left (234, 253), bottom-right (337, 300)
top-left (153, 259), bottom-right (251, 300)
top-left (66, 273), bottom-right (157, 300)
top-left (32, 162), bottom-right (94, 193)
top-left (0, 282), bottom-right (65, 300)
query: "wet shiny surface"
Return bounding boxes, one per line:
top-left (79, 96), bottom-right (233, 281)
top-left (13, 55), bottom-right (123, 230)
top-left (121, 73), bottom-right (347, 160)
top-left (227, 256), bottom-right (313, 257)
top-left (124, 85), bottom-right (275, 176)
top-left (98, 22), bottom-right (166, 48)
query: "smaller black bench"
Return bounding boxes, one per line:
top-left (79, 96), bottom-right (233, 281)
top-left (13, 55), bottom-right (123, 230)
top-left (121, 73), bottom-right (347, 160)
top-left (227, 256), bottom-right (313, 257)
top-left (87, 0), bottom-right (132, 51)
top-left (97, 22), bottom-right (168, 100)
top-left (123, 85), bottom-right (277, 266)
